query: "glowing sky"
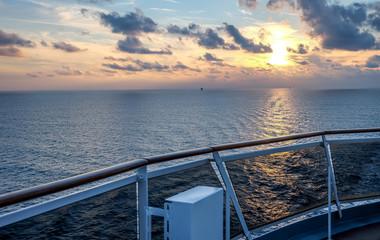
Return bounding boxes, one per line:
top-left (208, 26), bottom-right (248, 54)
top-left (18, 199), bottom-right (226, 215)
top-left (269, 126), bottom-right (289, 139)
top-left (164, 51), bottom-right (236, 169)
top-left (0, 0), bottom-right (380, 90)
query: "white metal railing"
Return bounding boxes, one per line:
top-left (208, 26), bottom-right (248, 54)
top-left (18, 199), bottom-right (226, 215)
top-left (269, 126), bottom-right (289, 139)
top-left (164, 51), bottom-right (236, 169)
top-left (1, 128), bottom-right (380, 240)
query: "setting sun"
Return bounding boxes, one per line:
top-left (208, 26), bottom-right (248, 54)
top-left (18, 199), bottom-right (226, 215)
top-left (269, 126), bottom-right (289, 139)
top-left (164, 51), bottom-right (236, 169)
top-left (268, 31), bottom-right (290, 66)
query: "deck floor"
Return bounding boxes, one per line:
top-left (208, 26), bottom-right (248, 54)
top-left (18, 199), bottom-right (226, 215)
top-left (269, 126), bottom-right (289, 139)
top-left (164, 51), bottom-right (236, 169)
top-left (330, 222), bottom-right (380, 240)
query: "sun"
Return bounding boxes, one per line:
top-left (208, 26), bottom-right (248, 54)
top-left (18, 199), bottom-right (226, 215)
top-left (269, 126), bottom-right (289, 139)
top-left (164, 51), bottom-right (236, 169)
top-left (268, 31), bottom-right (290, 66)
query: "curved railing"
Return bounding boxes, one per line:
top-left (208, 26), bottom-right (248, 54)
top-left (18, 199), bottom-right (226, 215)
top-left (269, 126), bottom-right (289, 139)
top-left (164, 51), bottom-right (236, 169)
top-left (1, 128), bottom-right (380, 240)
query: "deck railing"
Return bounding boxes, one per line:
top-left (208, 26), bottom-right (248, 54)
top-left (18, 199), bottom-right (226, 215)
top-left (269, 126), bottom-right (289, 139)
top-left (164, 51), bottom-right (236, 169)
top-left (1, 128), bottom-right (380, 240)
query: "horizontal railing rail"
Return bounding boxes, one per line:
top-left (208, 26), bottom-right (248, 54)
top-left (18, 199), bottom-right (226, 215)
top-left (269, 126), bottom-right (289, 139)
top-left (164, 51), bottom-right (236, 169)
top-left (1, 128), bottom-right (380, 209)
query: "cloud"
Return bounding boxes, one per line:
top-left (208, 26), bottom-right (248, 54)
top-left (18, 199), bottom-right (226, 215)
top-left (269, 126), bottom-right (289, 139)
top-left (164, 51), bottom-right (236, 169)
top-left (223, 23), bottom-right (272, 53)
top-left (297, 60), bottom-right (309, 65)
top-left (172, 61), bottom-right (201, 72)
top-left (78, 0), bottom-right (112, 4)
top-left (117, 37), bottom-right (172, 54)
top-left (296, 0), bottom-right (376, 51)
top-left (0, 46), bottom-right (24, 57)
top-left (198, 52), bottom-right (234, 67)
top-left (100, 68), bottom-right (117, 74)
top-left (287, 43), bottom-right (308, 54)
top-left (27, 73), bottom-right (39, 78)
top-left (167, 24), bottom-right (237, 50)
top-left (103, 58), bottom-right (170, 72)
top-left (238, 0), bottom-right (258, 10)
top-left (80, 8), bottom-right (90, 18)
top-left (365, 55), bottom-right (380, 68)
top-left (197, 28), bottom-right (225, 49)
top-left (267, 1), bottom-right (379, 51)
top-left (368, 3), bottom-right (380, 31)
top-left (41, 40), bottom-right (48, 47)
top-left (202, 52), bottom-right (223, 61)
top-left (52, 41), bottom-right (84, 53)
top-left (104, 56), bottom-right (131, 61)
top-left (266, 0), bottom-right (295, 11)
top-left (0, 29), bottom-right (35, 47)
top-left (103, 63), bottom-right (143, 71)
top-left (134, 60), bottom-right (170, 71)
top-left (99, 9), bottom-right (169, 55)
top-left (167, 24), bottom-right (192, 35)
top-left (99, 9), bottom-right (157, 36)
top-left (150, 8), bottom-right (176, 12)
top-left (332, 3), bottom-right (367, 27)
top-left (197, 28), bottom-right (238, 50)
top-left (55, 66), bottom-right (82, 75)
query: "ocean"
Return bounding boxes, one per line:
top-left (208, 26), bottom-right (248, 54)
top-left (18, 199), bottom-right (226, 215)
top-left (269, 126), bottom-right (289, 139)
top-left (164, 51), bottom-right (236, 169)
top-left (1, 88), bottom-right (380, 239)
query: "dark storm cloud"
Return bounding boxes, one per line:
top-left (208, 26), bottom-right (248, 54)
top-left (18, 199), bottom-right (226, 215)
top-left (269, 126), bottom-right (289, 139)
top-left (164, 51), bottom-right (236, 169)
top-left (365, 55), bottom-right (380, 68)
top-left (203, 52), bottom-right (223, 61)
top-left (223, 23), bottom-right (272, 53)
top-left (99, 9), bottom-right (157, 36)
top-left (0, 47), bottom-right (23, 57)
top-left (287, 44), bottom-right (308, 54)
top-left (238, 0), bottom-right (258, 10)
top-left (0, 29), bottom-right (35, 47)
top-left (117, 37), bottom-right (172, 54)
top-left (52, 41), bottom-right (84, 52)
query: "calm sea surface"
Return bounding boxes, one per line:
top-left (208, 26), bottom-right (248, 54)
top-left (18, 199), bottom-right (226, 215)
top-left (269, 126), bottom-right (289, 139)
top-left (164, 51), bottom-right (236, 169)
top-left (1, 88), bottom-right (380, 194)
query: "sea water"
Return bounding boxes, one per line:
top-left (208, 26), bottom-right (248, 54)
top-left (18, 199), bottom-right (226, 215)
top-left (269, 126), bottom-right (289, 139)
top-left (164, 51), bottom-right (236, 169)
top-left (1, 88), bottom-right (380, 194)
top-left (1, 88), bottom-right (380, 238)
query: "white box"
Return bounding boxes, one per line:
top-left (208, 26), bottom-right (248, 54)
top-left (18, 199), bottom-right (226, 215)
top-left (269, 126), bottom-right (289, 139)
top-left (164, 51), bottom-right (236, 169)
top-left (164, 186), bottom-right (223, 240)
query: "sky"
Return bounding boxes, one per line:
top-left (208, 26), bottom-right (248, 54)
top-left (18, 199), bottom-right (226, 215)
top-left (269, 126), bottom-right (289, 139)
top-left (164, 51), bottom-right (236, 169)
top-left (0, 0), bottom-right (380, 90)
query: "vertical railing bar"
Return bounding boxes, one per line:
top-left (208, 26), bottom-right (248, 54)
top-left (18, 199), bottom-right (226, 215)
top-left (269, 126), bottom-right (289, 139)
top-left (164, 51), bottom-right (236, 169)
top-left (327, 159), bottom-right (332, 240)
top-left (146, 208), bottom-right (152, 240)
top-left (213, 152), bottom-right (253, 240)
top-left (210, 161), bottom-right (230, 239)
top-left (137, 166), bottom-right (148, 240)
top-left (226, 188), bottom-right (231, 240)
top-left (323, 135), bottom-right (342, 218)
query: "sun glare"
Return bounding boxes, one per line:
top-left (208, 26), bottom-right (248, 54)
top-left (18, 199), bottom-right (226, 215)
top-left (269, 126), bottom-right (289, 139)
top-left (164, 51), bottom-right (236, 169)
top-left (268, 31), bottom-right (290, 66)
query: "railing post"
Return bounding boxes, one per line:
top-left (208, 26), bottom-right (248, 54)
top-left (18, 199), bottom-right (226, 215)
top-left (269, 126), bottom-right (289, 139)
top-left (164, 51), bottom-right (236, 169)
top-left (322, 135), bottom-right (342, 240)
top-left (327, 155), bottom-right (332, 240)
top-left (213, 151), bottom-right (253, 240)
top-left (137, 166), bottom-right (149, 240)
top-left (322, 135), bottom-right (342, 217)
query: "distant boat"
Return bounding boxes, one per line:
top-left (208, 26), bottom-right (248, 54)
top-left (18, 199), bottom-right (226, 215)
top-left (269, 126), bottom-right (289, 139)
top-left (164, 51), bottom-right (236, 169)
top-left (201, 88), bottom-right (203, 91)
